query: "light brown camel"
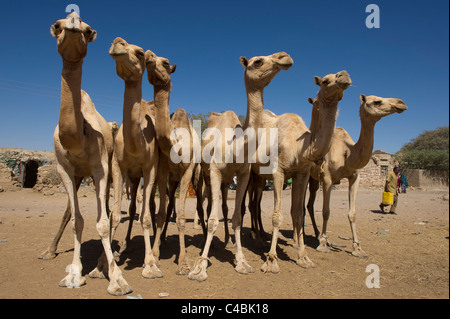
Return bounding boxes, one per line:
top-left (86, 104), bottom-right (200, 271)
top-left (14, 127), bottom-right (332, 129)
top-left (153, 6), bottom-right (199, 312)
top-left (43, 13), bottom-right (131, 295)
top-left (108, 37), bottom-right (162, 279)
top-left (251, 71), bottom-right (352, 272)
top-left (188, 52), bottom-right (294, 281)
top-left (143, 49), bottom-right (205, 275)
top-left (306, 94), bottom-right (407, 256)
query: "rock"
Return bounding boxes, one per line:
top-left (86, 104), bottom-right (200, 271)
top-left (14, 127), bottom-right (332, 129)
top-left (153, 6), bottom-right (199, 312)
top-left (44, 190), bottom-right (55, 196)
top-left (0, 186), bottom-right (4, 192)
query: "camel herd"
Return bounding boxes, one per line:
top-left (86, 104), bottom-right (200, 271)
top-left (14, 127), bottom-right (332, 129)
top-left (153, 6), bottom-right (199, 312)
top-left (38, 13), bottom-right (407, 296)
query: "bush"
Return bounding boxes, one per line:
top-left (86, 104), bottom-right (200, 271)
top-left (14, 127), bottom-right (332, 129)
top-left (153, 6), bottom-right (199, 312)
top-left (397, 150), bottom-right (449, 171)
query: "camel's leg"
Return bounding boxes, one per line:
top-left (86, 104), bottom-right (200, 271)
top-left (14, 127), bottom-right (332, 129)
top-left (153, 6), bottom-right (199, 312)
top-left (142, 164), bottom-right (163, 278)
top-left (232, 169), bottom-right (254, 275)
top-left (348, 174), bottom-right (367, 258)
top-left (89, 159), bottom-right (132, 296)
top-left (221, 183), bottom-right (233, 248)
top-left (161, 180), bottom-right (178, 244)
top-left (188, 167), bottom-right (221, 282)
top-left (261, 171), bottom-right (284, 274)
top-left (150, 182), bottom-right (157, 238)
top-left (306, 177), bottom-right (321, 239)
top-left (110, 158), bottom-right (124, 243)
top-left (317, 176), bottom-right (333, 253)
top-left (57, 165), bottom-right (86, 289)
top-left (175, 165), bottom-right (195, 275)
top-left (292, 172), bottom-right (315, 269)
top-left (254, 176), bottom-right (267, 245)
top-left (38, 176), bottom-right (82, 260)
top-left (152, 170), bottom-right (168, 265)
top-left (117, 178), bottom-right (139, 255)
top-left (194, 170), bottom-right (207, 236)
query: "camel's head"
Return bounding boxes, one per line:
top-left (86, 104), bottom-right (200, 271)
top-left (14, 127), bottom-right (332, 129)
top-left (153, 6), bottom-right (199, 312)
top-left (145, 50), bottom-right (176, 87)
top-left (50, 12), bottom-right (97, 63)
top-left (314, 70), bottom-right (352, 102)
top-left (240, 52), bottom-right (293, 89)
top-left (109, 37), bottom-right (146, 82)
top-left (360, 95), bottom-right (407, 120)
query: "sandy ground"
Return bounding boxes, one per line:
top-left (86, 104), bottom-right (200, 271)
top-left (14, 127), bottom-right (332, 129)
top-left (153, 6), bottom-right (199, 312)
top-left (0, 182), bottom-right (448, 300)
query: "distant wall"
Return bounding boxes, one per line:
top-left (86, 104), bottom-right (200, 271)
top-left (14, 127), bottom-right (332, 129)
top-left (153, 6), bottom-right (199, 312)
top-left (403, 169), bottom-right (449, 188)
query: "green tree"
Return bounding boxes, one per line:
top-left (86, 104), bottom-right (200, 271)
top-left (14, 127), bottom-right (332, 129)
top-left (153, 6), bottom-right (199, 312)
top-left (396, 126), bottom-right (449, 171)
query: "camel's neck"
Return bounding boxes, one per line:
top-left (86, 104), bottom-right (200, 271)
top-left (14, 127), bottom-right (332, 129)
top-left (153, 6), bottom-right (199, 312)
top-left (153, 83), bottom-right (174, 156)
top-left (346, 107), bottom-right (377, 169)
top-left (243, 84), bottom-right (264, 130)
top-left (58, 60), bottom-right (84, 154)
top-left (122, 80), bottom-right (143, 156)
top-left (307, 94), bottom-right (339, 161)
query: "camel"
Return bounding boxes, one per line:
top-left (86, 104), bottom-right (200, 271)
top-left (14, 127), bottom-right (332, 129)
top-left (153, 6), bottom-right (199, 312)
top-left (108, 37), bottom-right (162, 279)
top-left (251, 71), bottom-right (352, 272)
top-left (306, 94), bottom-right (407, 256)
top-left (143, 49), bottom-right (205, 275)
top-left (188, 52), bottom-right (294, 282)
top-left (43, 13), bottom-right (131, 295)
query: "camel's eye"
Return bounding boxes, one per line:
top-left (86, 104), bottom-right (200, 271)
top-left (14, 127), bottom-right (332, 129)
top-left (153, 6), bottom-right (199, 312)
top-left (374, 100), bottom-right (382, 105)
top-left (253, 59), bottom-right (263, 67)
top-left (163, 61), bottom-right (170, 67)
top-left (136, 50), bottom-right (144, 57)
top-left (322, 79), bottom-right (330, 85)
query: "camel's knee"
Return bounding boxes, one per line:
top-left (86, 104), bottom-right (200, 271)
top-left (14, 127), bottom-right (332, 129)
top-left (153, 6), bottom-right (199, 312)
top-left (207, 216), bottom-right (219, 233)
top-left (141, 213), bottom-right (152, 230)
top-left (348, 210), bottom-right (356, 223)
top-left (96, 218), bottom-right (110, 239)
top-left (71, 215), bottom-right (84, 234)
top-left (177, 217), bottom-right (186, 231)
top-left (272, 211), bottom-right (283, 229)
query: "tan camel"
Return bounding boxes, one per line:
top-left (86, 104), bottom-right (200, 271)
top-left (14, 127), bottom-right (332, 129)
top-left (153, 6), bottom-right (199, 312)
top-left (251, 71), bottom-right (352, 272)
top-left (43, 13), bottom-right (131, 295)
top-left (143, 49), bottom-right (205, 275)
top-left (306, 94), bottom-right (407, 256)
top-left (188, 52), bottom-right (294, 281)
top-left (108, 37), bottom-right (162, 279)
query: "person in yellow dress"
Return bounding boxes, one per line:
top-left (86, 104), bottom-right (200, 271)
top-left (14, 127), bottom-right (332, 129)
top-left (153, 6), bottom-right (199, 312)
top-left (379, 166), bottom-right (400, 214)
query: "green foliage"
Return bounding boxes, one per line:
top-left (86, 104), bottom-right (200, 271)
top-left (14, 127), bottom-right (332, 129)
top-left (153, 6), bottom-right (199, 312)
top-left (396, 126), bottom-right (449, 171)
top-left (400, 126), bottom-right (449, 152)
top-left (397, 150), bottom-right (449, 171)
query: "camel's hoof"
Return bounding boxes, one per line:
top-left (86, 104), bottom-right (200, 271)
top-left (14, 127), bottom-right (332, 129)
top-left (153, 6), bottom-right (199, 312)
top-left (59, 264), bottom-right (86, 288)
top-left (316, 243), bottom-right (331, 253)
top-left (261, 255), bottom-right (280, 274)
top-left (235, 260), bottom-right (254, 275)
top-left (142, 264), bottom-right (163, 279)
top-left (107, 266), bottom-right (132, 296)
top-left (352, 246), bottom-right (368, 258)
top-left (176, 262), bottom-right (190, 275)
top-left (38, 249), bottom-right (57, 260)
top-left (188, 258), bottom-right (209, 282)
top-left (225, 242), bottom-right (236, 249)
top-left (296, 256), bottom-right (315, 269)
top-left (88, 267), bottom-right (107, 279)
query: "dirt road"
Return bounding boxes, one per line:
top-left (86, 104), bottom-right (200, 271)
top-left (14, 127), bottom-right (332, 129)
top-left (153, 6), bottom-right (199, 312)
top-left (0, 185), bottom-right (448, 299)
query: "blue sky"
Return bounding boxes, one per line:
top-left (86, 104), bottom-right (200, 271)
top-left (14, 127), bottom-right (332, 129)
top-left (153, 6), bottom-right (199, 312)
top-left (0, 0), bottom-right (448, 154)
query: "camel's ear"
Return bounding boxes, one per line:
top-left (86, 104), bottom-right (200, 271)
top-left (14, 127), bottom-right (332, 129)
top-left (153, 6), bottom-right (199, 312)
top-left (314, 76), bottom-right (322, 86)
top-left (86, 28), bottom-right (97, 43)
top-left (360, 94), bottom-right (367, 103)
top-left (170, 64), bottom-right (177, 74)
top-left (240, 56), bottom-right (249, 68)
top-left (50, 22), bottom-right (62, 38)
top-left (308, 97), bottom-right (314, 104)
top-left (145, 50), bottom-right (157, 65)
